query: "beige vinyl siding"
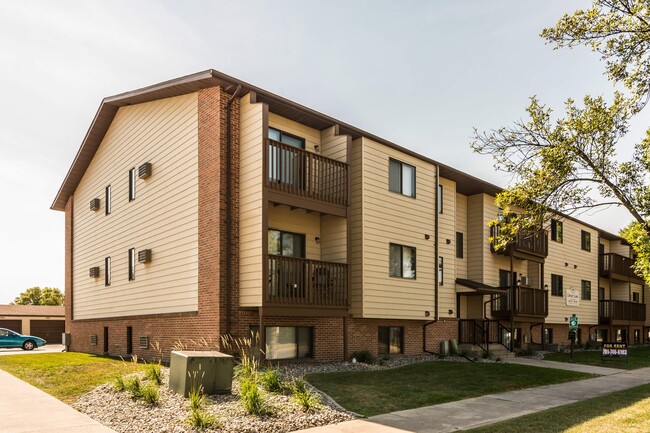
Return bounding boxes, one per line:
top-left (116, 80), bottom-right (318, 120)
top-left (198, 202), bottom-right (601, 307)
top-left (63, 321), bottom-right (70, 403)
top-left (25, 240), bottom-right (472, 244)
top-left (438, 177), bottom-right (457, 315)
top-left (466, 194), bottom-right (484, 282)
top-left (72, 93), bottom-right (199, 320)
top-left (631, 283), bottom-right (643, 304)
top-left (239, 93), bottom-right (265, 307)
top-left (350, 138), bottom-right (363, 316)
top-left (321, 215), bottom-right (347, 263)
top-left (545, 217), bottom-right (599, 324)
top-left (320, 126), bottom-right (348, 163)
top-left (610, 280), bottom-right (630, 301)
top-left (610, 241), bottom-right (630, 256)
top-left (600, 239), bottom-right (610, 254)
top-left (269, 113), bottom-right (321, 153)
top-left (359, 137), bottom-right (436, 320)
top-left (268, 205), bottom-right (321, 260)
top-left (455, 193), bottom-right (468, 280)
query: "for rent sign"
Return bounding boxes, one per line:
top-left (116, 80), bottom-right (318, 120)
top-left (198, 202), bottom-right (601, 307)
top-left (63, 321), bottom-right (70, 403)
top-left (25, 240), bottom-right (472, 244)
top-left (602, 342), bottom-right (628, 359)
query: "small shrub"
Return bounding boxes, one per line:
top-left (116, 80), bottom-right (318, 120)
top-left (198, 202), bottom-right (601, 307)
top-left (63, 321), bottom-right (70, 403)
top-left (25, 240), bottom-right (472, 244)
top-left (240, 377), bottom-right (271, 416)
top-left (113, 375), bottom-right (126, 392)
top-left (145, 363), bottom-right (162, 385)
top-left (126, 377), bottom-right (143, 398)
top-left (291, 377), bottom-right (307, 394)
top-left (189, 385), bottom-right (206, 411)
top-left (188, 408), bottom-right (219, 429)
top-left (261, 367), bottom-right (285, 393)
top-left (291, 380), bottom-right (320, 412)
top-left (351, 350), bottom-right (376, 364)
top-left (141, 382), bottom-right (160, 405)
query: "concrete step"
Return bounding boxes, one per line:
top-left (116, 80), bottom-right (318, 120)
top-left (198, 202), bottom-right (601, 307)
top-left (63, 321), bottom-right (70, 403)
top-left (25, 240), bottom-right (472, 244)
top-left (458, 344), bottom-right (516, 360)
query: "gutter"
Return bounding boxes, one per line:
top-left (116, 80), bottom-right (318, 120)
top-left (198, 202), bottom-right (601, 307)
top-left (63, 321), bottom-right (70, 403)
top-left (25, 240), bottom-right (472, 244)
top-left (423, 164), bottom-right (440, 354)
top-left (225, 84), bottom-right (242, 336)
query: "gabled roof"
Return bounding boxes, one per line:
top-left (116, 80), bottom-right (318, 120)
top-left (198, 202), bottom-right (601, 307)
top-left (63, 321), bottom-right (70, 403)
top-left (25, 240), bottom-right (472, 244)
top-left (50, 69), bottom-right (626, 243)
top-left (0, 305), bottom-right (64, 317)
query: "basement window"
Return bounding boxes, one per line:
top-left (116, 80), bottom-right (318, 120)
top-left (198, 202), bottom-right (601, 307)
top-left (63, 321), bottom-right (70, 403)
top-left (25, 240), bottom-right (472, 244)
top-left (379, 326), bottom-right (403, 354)
top-left (265, 326), bottom-right (313, 360)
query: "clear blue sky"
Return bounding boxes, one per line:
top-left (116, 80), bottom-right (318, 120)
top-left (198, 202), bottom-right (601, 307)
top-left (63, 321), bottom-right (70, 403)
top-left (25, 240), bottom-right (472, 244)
top-left (0, 1), bottom-right (646, 303)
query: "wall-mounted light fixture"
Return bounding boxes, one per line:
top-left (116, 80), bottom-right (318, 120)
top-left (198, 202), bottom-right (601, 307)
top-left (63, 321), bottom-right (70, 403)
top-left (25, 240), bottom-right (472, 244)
top-left (448, 309), bottom-right (454, 315)
top-left (424, 234), bottom-right (430, 240)
top-left (446, 239), bottom-right (451, 244)
top-left (425, 311), bottom-right (431, 317)
top-left (565, 262), bottom-right (569, 267)
top-left (574, 264), bottom-right (578, 269)
top-left (314, 145), bottom-right (320, 152)
top-left (544, 284), bottom-right (549, 290)
top-left (315, 236), bottom-right (321, 244)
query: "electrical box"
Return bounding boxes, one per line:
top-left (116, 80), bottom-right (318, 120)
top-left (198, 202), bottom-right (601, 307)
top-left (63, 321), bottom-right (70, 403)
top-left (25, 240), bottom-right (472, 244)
top-left (169, 351), bottom-right (234, 397)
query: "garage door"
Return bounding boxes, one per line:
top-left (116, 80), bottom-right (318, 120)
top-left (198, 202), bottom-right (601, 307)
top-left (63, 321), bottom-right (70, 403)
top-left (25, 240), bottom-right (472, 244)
top-left (0, 320), bottom-right (22, 334)
top-left (30, 320), bottom-right (65, 344)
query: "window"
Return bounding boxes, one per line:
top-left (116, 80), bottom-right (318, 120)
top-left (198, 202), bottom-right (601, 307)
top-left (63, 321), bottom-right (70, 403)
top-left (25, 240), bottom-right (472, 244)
top-left (596, 329), bottom-right (608, 342)
top-left (105, 185), bottom-right (112, 215)
top-left (268, 229), bottom-right (305, 258)
top-left (268, 127), bottom-right (305, 148)
top-left (581, 230), bottom-right (591, 251)
top-left (456, 232), bottom-right (464, 258)
top-left (550, 219), bottom-right (563, 243)
top-left (634, 329), bottom-right (640, 344)
top-left (438, 184), bottom-right (443, 213)
top-left (128, 248), bottom-right (136, 281)
top-left (551, 274), bottom-right (563, 297)
top-left (104, 257), bottom-right (111, 286)
top-left (378, 326), bottom-right (403, 354)
top-left (438, 256), bottom-right (444, 285)
top-left (544, 328), bottom-right (553, 344)
top-left (267, 127), bottom-right (305, 186)
top-left (581, 280), bottom-right (591, 300)
top-left (389, 159), bottom-right (415, 197)
top-left (499, 269), bottom-right (516, 288)
top-left (599, 286), bottom-right (605, 301)
top-left (389, 243), bottom-right (416, 279)
top-left (265, 326), bottom-right (312, 360)
top-left (129, 168), bottom-right (136, 201)
top-left (633, 292), bottom-right (640, 303)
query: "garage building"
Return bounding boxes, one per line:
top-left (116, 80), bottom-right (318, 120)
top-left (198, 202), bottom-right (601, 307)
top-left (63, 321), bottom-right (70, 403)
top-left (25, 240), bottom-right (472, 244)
top-left (0, 305), bottom-right (65, 343)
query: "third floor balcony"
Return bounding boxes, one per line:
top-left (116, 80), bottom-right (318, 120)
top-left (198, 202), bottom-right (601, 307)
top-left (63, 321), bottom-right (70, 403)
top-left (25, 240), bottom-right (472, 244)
top-left (490, 226), bottom-right (548, 260)
top-left (265, 139), bottom-right (348, 214)
top-left (599, 253), bottom-right (643, 283)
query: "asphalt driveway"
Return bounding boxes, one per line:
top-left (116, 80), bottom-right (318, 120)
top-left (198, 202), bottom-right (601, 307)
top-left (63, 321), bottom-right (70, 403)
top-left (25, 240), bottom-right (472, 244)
top-left (0, 344), bottom-right (65, 356)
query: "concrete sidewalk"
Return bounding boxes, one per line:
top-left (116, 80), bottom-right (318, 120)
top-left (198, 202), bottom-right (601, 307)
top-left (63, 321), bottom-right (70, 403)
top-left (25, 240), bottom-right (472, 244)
top-left (0, 369), bottom-right (115, 433)
top-left (505, 357), bottom-right (626, 375)
top-left (293, 362), bottom-right (650, 433)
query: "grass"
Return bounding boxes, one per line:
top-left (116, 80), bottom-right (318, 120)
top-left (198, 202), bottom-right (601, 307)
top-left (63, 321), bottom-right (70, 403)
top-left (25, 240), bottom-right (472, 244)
top-left (0, 352), bottom-right (147, 403)
top-left (544, 345), bottom-right (650, 370)
top-left (464, 383), bottom-right (650, 433)
top-left (306, 361), bottom-right (593, 417)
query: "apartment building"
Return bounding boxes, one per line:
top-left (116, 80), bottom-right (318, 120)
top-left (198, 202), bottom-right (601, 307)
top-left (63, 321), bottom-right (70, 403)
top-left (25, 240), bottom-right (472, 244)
top-left (51, 70), bottom-right (649, 361)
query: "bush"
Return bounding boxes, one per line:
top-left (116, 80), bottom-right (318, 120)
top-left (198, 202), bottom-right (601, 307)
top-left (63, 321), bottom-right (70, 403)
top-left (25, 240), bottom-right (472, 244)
top-left (240, 377), bottom-right (271, 416)
top-left (351, 350), bottom-right (376, 364)
top-left (140, 383), bottom-right (160, 405)
top-left (188, 409), bottom-right (219, 429)
top-left (113, 375), bottom-right (126, 392)
top-left (291, 379), bottom-right (320, 412)
top-left (125, 377), bottom-right (143, 398)
top-left (145, 363), bottom-right (162, 385)
top-left (188, 385), bottom-right (206, 411)
top-left (260, 367), bottom-right (285, 394)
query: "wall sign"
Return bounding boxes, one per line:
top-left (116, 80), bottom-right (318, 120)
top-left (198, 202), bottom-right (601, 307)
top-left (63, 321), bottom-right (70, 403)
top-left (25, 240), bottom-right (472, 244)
top-left (566, 287), bottom-right (579, 306)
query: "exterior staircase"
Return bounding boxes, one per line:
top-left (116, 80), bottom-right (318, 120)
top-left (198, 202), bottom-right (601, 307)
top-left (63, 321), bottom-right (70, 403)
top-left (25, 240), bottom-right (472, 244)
top-left (458, 343), bottom-right (516, 360)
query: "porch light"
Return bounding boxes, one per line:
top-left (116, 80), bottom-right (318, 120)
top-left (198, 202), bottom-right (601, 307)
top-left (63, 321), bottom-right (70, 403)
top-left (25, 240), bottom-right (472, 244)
top-left (315, 237), bottom-right (321, 244)
top-left (544, 284), bottom-right (549, 290)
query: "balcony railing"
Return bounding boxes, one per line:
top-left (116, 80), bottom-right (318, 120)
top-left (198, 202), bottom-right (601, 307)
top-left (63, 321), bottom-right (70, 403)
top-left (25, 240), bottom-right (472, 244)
top-left (599, 300), bottom-right (646, 322)
top-left (600, 253), bottom-right (640, 280)
top-left (491, 286), bottom-right (548, 318)
top-left (490, 226), bottom-right (548, 258)
top-left (267, 255), bottom-right (348, 308)
top-left (265, 139), bottom-right (348, 206)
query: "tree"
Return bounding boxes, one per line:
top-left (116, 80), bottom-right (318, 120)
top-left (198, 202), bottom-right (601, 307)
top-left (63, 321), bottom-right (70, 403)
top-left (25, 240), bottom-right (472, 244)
top-left (12, 287), bottom-right (64, 306)
top-left (471, 0), bottom-right (650, 282)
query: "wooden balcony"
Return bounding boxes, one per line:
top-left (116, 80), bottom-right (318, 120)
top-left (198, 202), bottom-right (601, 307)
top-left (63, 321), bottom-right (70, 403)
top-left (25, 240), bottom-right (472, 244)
top-left (491, 286), bottom-right (548, 319)
top-left (599, 300), bottom-right (646, 323)
top-left (265, 139), bottom-right (348, 215)
top-left (266, 255), bottom-right (348, 314)
top-left (490, 226), bottom-right (548, 260)
top-left (599, 253), bottom-right (643, 282)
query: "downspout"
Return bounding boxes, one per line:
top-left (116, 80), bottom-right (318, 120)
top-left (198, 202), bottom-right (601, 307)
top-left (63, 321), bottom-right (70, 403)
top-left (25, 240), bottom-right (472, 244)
top-left (423, 164), bottom-right (440, 354)
top-left (225, 84), bottom-right (242, 336)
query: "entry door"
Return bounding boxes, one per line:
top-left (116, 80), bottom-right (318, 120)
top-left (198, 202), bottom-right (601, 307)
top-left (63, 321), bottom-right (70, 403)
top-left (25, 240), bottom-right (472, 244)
top-left (268, 229), bottom-right (306, 297)
top-left (268, 127), bottom-right (306, 188)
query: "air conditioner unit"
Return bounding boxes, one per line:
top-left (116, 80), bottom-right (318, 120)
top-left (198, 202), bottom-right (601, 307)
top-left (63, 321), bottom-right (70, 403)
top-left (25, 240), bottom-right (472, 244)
top-left (138, 162), bottom-right (152, 179)
top-left (139, 336), bottom-right (149, 349)
top-left (520, 276), bottom-right (530, 286)
top-left (89, 267), bottom-right (100, 278)
top-left (89, 198), bottom-right (100, 211)
top-left (138, 249), bottom-right (152, 263)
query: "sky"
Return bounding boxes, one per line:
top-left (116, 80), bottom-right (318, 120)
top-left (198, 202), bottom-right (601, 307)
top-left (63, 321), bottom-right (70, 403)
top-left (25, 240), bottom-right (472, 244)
top-left (0, 0), bottom-right (647, 303)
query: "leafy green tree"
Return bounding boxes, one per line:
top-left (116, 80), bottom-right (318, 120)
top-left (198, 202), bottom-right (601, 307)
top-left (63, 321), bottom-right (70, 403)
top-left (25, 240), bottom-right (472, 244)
top-left (12, 287), bottom-right (64, 306)
top-left (472, 0), bottom-right (650, 282)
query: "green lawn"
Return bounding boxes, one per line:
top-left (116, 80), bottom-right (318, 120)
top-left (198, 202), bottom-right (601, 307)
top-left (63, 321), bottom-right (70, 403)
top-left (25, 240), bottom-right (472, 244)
top-left (306, 361), bottom-right (593, 417)
top-left (0, 352), bottom-right (147, 403)
top-left (464, 383), bottom-right (650, 433)
top-left (544, 345), bottom-right (650, 370)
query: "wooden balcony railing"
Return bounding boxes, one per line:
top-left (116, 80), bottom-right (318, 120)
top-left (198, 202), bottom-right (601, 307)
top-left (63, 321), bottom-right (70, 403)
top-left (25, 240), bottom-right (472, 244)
top-left (600, 253), bottom-right (640, 280)
top-left (490, 226), bottom-right (548, 258)
top-left (599, 300), bottom-right (646, 322)
top-left (265, 139), bottom-right (348, 206)
top-left (267, 255), bottom-right (348, 308)
top-left (491, 286), bottom-right (548, 318)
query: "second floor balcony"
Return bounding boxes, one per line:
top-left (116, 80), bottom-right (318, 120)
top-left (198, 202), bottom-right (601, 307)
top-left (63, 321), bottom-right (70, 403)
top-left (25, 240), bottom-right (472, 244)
top-left (599, 300), bottom-right (646, 323)
top-left (491, 286), bottom-right (548, 319)
top-left (265, 139), bottom-right (348, 211)
top-left (599, 253), bottom-right (643, 282)
top-left (490, 226), bottom-right (548, 259)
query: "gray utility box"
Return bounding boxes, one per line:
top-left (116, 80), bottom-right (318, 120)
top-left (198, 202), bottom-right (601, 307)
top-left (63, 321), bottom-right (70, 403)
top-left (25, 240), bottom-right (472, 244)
top-left (169, 350), bottom-right (234, 397)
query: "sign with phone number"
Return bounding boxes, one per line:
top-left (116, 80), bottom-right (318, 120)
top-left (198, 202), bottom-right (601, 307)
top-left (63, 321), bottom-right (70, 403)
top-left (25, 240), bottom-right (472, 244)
top-left (602, 342), bottom-right (628, 358)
